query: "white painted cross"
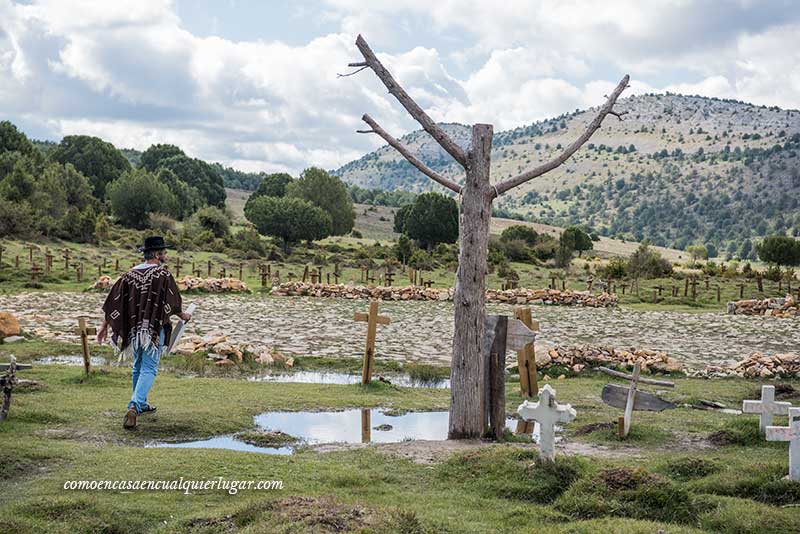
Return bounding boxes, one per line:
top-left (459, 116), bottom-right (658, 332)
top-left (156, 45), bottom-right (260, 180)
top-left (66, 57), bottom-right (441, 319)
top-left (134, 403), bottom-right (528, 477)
top-left (742, 385), bottom-right (792, 434)
top-left (766, 407), bottom-right (800, 481)
top-left (517, 384), bottom-right (576, 461)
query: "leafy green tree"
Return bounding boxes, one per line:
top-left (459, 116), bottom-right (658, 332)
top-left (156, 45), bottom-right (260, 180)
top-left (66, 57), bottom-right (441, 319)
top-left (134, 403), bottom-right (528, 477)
top-left (394, 234), bottom-right (415, 264)
top-left (739, 239), bottom-right (755, 260)
top-left (286, 167), bottom-right (354, 235)
top-left (107, 168), bottom-right (175, 229)
top-left (158, 154), bottom-right (226, 207)
top-left (192, 206), bottom-right (230, 238)
top-left (686, 244), bottom-right (708, 265)
top-left (500, 225), bottom-right (539, 245)
top-left (0, 121), bottom-right (37, 158)
top-left (393, 204), bottom-right (412, 234)
top-left (756, 235), bottom-right (800, 266)
top-left (140, 144), bottom-right (185, 172)
top-left (50, 135), bottom-right (131, 198)
top-left (560, 226), bottom-right (593, 257)
top-left (156, 168), bottom-right (203, 219)
top-left (404, 192), bottom-right (459, 250)
top-left (628, 241), bottom-right (673, 278)
top-left (244, 196), bottom-right (332, 250)
top-left (244, 173), bottom-right (294, 213)
top-left (0, 198), bottom-right (35, 237)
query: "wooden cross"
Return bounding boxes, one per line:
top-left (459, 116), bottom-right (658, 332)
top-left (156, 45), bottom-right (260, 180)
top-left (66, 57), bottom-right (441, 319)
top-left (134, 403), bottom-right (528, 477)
top-left (423, 280), bottom-right (434, 288)
top-left (218, 268), bottom-right (226, 279)
top-left (27, 244), bottom-right (36, 263)
top-left (30, 264), bottom-right (42, 283)
top-left (63, 248), bottom-right (72, 271)
top-left (513, 307), bottom-right (540, 435)
top-left (175, 257), bottom-right (182, 278)
top-left (384, 270), bottom-right (394, 287)
top-left (599, 364), bottom-right (676, 438)
top-left (620, 283), bottom-right (628, 295)
top-left (333, 271), bottom-right (340, 284)
top-left (45, 250), bottom-right (54, 274)
top-left (517, 384), bottom-right (576, 461)
top-left (260, 270), bottom-right (268, 287)
top-left (310, 269), bottom-right (319, 284)
top-left (742, 385), bottom-right (791, 434)
top-left (353, 300), bottom-right (390, 384)
top-left (766, 407), bottom-right (800, 481)
top-left (75, 317), bottom-right (96, 375)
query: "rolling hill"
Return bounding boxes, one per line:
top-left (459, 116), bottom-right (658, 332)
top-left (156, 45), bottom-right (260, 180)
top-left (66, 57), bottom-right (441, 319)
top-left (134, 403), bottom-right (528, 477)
top-left (333, 94), bottom-right (800, 256)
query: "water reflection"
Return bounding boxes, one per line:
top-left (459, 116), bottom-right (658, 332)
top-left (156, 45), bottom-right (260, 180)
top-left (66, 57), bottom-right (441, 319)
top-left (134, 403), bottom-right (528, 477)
top-left (148, 408), bottom-right (542, 455)
top-left (249, 371), bottom-right (450, 389)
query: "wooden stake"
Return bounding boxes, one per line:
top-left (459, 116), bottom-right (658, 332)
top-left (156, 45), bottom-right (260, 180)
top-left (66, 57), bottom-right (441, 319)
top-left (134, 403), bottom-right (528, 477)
top-left (354, 301), bottom-right (390, 384)
top-left (76, 317), bottom-right (96, 376)
top-left (620, 362), bottom-right (641, 438)
top-left (485, 315), bottom-right (508, 441)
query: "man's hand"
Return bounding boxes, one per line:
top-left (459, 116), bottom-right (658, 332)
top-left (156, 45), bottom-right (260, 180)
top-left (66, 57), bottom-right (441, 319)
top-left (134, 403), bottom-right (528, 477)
top-left (179, 311), bottom-right (192, 322)
top-left (96, 324), bottom-right (108, 344)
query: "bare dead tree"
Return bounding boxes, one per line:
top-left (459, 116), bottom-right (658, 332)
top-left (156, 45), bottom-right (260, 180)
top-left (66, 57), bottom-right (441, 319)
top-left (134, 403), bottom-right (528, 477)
top-left (348, 34), bottom-right (629, 439)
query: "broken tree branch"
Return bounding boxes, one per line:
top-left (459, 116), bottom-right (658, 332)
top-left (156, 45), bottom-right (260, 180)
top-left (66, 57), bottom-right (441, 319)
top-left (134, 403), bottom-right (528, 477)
top-left (354, 34), bottom-right (467, 167)
top-left (337, 65), bottom-right (369, 78)
top-left (494, 75), bottom-right (630, 196)
top-left (359, 114), bottom-right (463, 194)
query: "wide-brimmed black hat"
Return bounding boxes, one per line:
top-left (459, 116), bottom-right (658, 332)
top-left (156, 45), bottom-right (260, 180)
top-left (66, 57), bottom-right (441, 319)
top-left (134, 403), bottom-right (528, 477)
top-left (137, 236), bottom-right (172, 252)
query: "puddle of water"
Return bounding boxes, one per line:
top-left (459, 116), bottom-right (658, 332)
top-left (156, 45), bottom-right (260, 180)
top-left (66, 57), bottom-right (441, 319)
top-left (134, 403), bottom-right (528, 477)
top-left (35, 355), bottom-right (107, 366)
top-left (149, 436), bottom-right (293, 455)
top-left (148, 408), bottom-right (545, 454)
top-left (249, 371), bottom-right (450, 389)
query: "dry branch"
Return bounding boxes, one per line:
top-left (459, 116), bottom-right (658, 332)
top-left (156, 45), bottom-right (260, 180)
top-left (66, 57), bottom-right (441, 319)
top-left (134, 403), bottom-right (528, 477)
top-left (354, 34), bottom-right (467, 167)
top-left (494, 75), bottom-right (630, 196)
top-left (358, 114), bottom-right (462, 194)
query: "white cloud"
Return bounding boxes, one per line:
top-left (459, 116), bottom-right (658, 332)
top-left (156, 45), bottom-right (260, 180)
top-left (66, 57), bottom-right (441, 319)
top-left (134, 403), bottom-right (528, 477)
top-left (0, 0), bottom-right (798, 177)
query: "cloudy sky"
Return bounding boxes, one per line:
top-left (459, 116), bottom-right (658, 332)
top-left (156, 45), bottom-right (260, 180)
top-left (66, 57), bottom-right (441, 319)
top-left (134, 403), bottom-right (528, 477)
top-left (1, 0), bottom-right (799, 174)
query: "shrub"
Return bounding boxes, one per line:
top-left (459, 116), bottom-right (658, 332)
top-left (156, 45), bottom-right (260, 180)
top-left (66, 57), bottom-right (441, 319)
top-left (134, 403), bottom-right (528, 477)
top-left (147, 212), bottom-right (177, 234)
top-left (628, 241), bottom-right (672, 278)
top-left (408, 249), bottom-right (436, 270)
top-left (500, 225), bottom-right (539, 245)
top-left (193, 206), bottom-right (230, 238)
top-left (600, 257), bottom-right (628, 279)
top-left (227, 226), bottom-right (268, 258)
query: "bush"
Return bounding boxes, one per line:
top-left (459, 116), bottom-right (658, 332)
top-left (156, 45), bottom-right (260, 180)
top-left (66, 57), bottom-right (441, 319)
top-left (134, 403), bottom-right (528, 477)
top-left (408, 249), bottom-right (436, 270)
top-left (500, 225), bottom-right (539, 245)
top-left (244, 195), bottom-right (332, 250)
top-left (107, 168), bottom-right (175, 229)
top-left (763, 264), bottom-right (783, 282)
top-left (147, 212), bottom-right (177, 234)
top-left (227, 226), bottom-right (268, 258)
top-left (600, 257), bottom-right (628, 279)
top-left (627, 241), bottom-right (672, 278)
top-left (193, 206), bottom-right (230, 238)
top-left (0, 198), bottom-right (34, 237)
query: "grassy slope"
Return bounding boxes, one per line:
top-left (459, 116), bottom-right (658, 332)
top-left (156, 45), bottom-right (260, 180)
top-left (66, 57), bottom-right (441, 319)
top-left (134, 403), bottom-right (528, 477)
top-left (1, 353), bottom-right (799, 533)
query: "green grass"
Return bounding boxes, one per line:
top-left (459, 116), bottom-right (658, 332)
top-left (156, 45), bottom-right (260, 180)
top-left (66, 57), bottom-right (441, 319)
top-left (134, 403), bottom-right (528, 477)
top-left (1, 358), bottom-right (799, 532)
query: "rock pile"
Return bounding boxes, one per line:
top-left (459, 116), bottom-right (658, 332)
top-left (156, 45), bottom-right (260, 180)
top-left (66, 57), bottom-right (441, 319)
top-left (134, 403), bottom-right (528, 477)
top-left (688, 352), bottom-right (800, 379)
top-left (727, 295), bottom-right (799, 317)
top-left (90, 275), bottom-right (113, 290)
top-left (173, 331), bottom-right (291, 367)
top-left (176, 276), bottom-right (249, 292)
top-left (271, 282), bottom-right (618, 307)
top-left (537, 345), bottom-right (681, 374)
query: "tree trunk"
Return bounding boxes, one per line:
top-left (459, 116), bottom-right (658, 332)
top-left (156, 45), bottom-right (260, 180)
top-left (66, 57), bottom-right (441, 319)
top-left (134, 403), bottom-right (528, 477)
top-left (449, 124), bottom-right (494, 439)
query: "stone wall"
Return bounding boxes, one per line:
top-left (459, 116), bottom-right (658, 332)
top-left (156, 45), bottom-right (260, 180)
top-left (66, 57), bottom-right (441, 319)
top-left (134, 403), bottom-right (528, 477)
top-left (726, 295), bottom-right (798, 317)
top-left (271, 282), bottom-right (618, 307)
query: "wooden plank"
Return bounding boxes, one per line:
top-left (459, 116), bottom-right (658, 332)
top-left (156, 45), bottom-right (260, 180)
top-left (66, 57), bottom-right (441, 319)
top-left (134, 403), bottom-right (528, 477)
top-left (488, 316), bottom-right (507, 441)
top-left (622, 363), bottom-right (641, 437)
top-left (361, 301), bottom-right (379, 384)
top-left (598, 366), bottom-right (675, 387)
top-left (514, 307), bottom-right (538, 398)
top-left (602, 383), bottom-right (676, 412)
top-left (0, 363), bottom-right (31, 371)
top-left (505, 318), bottom-right (536, 352)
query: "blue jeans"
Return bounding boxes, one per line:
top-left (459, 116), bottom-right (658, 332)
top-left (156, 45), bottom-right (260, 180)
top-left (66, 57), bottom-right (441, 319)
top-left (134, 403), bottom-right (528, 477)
top-left (128, 329), bottom-right (165, 413)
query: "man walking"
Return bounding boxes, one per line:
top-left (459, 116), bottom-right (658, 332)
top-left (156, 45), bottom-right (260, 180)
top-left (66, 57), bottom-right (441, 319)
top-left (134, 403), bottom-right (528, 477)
top-left (97, 236), bottom-right (192, 429)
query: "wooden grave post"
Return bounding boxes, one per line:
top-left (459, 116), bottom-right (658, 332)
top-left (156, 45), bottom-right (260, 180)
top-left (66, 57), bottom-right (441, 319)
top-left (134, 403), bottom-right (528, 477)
top-left (1, 357), bottom-right (32, 422)
top-left (691, 277), bottom-right (698, 300)
top-left (30, 264), bottom-right (42, 283)
top-left (75, 317), bottom-right (97, 376)
top-left (27, 244), bottom-right (36, 263)
top-left (620, 283), bottom-right (627, 295)
top-left (260, 266), bottom-right (268, 288)
top-left (0, 244), bottom-right (4, 268)
top-left (704, 277), bottom-right (710, 290)
top-left (310, 269), bottom-right (319, 284)
top-left (175, 258), bottom-right (181, 278)
top-left (766, 407), bottom-right (800, 481)
top-left (354, 301), bottom-right (391, 384)
top-left (218, 267), bottom-right (226, 279)
top-left (384, 270), bottom-right (394, 287)
top-left (302, 265), bottom-right (309, 283)
top-left (757, 275), bottom-right (764, 293)
top-left (207, 260), bottom-right (212, 277)
top-left (97, 264), bottom-right (102, 278)
top-left (599, 365), bottom-right (676, 438)
top-left (517, 384), bottom-right (576, 461)
top-left (550, 276), bottom-right (557, 290)
top-left (15, 255), bottom-right (20, 269)
top-left (115, 258), bottom-right (119, 271)
top-left (716, 285), bottom-right (721, 303)
top-left (332, 271), bottom-right (340, 284)
top-left (684, 278), bottom-right (689, 297)
top-left (238, 263), bottom-right (243, 281)
top-left (651, 289), bottom-right (658, 303)
top-left (62, 248), bottom-right (72, 271)
top-left (742, 385), bottom-right (791, 434)
top-left (513, 307), bottom-right (540, 435)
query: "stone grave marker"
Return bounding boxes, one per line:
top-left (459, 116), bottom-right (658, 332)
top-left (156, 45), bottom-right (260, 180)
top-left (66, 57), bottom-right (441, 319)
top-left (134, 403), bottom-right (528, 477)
top-left (354, 301), bottom-right (390, 384)
top-left (599, 363), bottom-right (676, 438)
top-left (743, 385), bottom-right (791, 434)
top-left (766, 407), bottom-right (800, 481)
top-left (517, 384), bottom-right (576, 461)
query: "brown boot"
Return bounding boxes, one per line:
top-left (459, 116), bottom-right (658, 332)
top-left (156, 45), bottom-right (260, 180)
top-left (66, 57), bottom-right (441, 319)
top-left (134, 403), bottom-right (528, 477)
top-left (123, 407), bottom-right (138, 430)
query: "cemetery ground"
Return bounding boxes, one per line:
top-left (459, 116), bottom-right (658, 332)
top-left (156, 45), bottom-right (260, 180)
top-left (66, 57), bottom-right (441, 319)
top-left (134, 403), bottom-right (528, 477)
top-left (1, 356), bottom-right (800, 533)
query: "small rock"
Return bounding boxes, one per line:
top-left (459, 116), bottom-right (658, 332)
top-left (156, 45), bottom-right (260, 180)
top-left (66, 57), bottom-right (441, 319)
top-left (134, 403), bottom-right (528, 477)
top-left (2, 335), bottom-right (24, 344)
